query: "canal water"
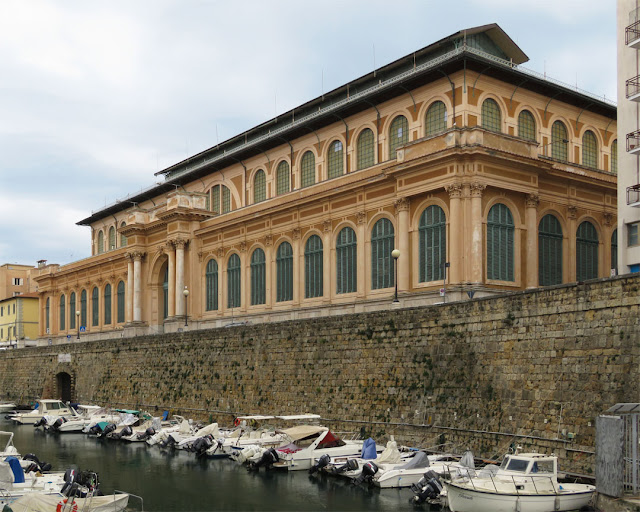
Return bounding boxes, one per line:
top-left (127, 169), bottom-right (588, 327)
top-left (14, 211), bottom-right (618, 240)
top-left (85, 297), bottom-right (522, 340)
top-left (1, 418), bottom-right (438, 512)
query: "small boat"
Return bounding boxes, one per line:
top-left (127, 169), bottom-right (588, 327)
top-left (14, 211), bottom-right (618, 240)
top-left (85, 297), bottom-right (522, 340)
top-left (47, 405), bottom-right (120, 433)
top-left (0, 403), bottom-right (16, 414)
top-left (9, 400), bottom-right (76, 425)
top-left (443, 452), bottom-right (596, 512)
top-left (0, 431), bottom-right (20, 458)
top-left (372, 450), bottom-right (471, 488)
top-left (5, 492), bottom-right (129, 512)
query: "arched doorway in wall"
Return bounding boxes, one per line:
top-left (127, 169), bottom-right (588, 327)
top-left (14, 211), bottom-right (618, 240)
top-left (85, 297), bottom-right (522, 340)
top-left (56, 372), bottom-right (73, 402)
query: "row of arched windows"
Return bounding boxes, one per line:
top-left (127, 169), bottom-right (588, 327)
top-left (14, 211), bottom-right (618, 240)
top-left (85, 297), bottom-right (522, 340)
top-left (96, 223), bottom-right (128, 254)
top-left (55, 283), bottom-right (126, 330)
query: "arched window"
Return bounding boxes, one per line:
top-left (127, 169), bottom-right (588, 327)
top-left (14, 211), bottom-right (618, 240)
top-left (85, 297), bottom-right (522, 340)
top-left (300, 151), bottom-right (315, 188)
top-left (336, 227), bottom-right (357, 294)
top-left (538, 214), bottom-right (563, 286)
top-left (389, 115), bottom-right (408, 159)
top-left (419, 205), bottom-right (446, 282)
top-left (108, 227), bottom-right (116, 250)
top-left (517, 110), bottom-right (536, 142)
top-left (551, 121), bottom-right (568, 161)
top-left (97, 231), bottom-right (104, 254)
top-left (117, 281), bottom-right (125, 323)
top-left (611, 229), bottom-right (618, 275)
top-left (371, 218), bottom-right (395, 290)
top-left (250, 249), bottom-right (266, 306)
top-left (227, 254), bottom-right (241, 308)
top-left (576, 221), bottom-right (599, 281)
top-left (59, 294), bottom-right (65, 331)
top-left (45, 297), bottom-right (50, 333)
top-left (205, 259), bottom-right (218, 311)
top-left (70, 292), bottom-right (76, 329)
top-left (357, 129), bottom-right (375, 170)
top-left (222, 185), bottom-right (231, 213)
top-left (482, 98), bottom-right (501, 132)
top-left (92, 287), bottom-right (99, 326)
top-left (80, 290), bottom-right (87, 328)
top-left (162, 266), bottom-right (168, 320)
top-left (276, 161), bottom-right (290, 195)
top-left (611, 140), bottom-right (618, 174)
top-left (104, 284), bottom-right (112, 324)
top-left (327, 140), bottom-right (344, 179)
top-left (277, 242), bottom-right (293, 302)
top-left (120, 222), bottom-right (127, 247)
top-left (487, 204), bottom-right (514, 281)
top-left (211, 185), bottom-right (220, 214)
top-left (582, 130), bottom-right (597, 168)
top-left (304, 235), bottom-right (323, 298)
top-left (254, 170), bottom-right (266, 203)
top-left (425, 101), bottom-right (447, 136)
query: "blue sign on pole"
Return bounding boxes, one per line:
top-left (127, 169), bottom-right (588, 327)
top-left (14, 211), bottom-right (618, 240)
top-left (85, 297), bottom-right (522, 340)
top-left (80, 326), bottom-right (86, 332)
top-left (66, 335), bottom-right (71, 339)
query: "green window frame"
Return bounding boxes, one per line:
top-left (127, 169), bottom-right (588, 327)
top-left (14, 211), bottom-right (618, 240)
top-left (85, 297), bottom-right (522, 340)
top-left (425, 101), bottom-right (447, 136)
top-left (551, 121), bottom-right (568, 161)
top-left (80, 289), bottom-right (87, 328)
top-left (582, 130), bottom-right (597, 168)
top-left (205, 259), bottom-right (218, 311)
top-left (576, 221), bottom-right (599, 281)
top-left (120, 222), bottom-right (127, 247)
top-left (304, 235), bottom-right (323, 298)
top-left (327, 140), bottom-right (344, 179)
top-left (250, 249), bottom-right (266, 306)
top-left (162, 267), bottom-right (168, 320)
top-left (222, 185), bottom-right (231, 214)
top-left (108, 227), bottom-right (116, 250)
top-left (254, 170), bottom-right (266, 203)
top-left (211, 185), bottom-right (220, 214)
top-left (104, 284), bottom-right (112, 324)
top-left (419, 205), bottom-right (446, 282)
top-left (45, 297), bottom-right (50, 332)
top-left (276, 161), bottom-right (290, 195)
top-left (611, 140), bottom-right (617, 174)
top-left (300, 151), bottom-right (315, 188)
top-left (91, 287), bottom-right (99, 326)
top-left (357, 129), bottom-right (375, 170)
top-left (336, 227), bottom-right (357, 294)
top-left (117, 281), bottom-right (125, 323)
top-left (59, 294), bottom-right (65, 331)
top-left (517, 110), bottom-right (536, 142)
top-left (97, 231), bottom-right (104, 254)
top-left (389, 115), bottom-right (408, 159)
top-left (538, 214), bottom-right (563, 286)
top-left (371, 218), bottom-right (395, 290)
top-left (611, 229), bottom-right (618, 274)
top-left (227, 254), bottom-right (241, 309)
top-left (481, 98), bottom-right (501, 132)
top-left (276, 242), bottom-right (293, 302)
top-left (487, 203), bottom-right (514, 281)
top-left (70, 292), bottom-right (76, 329)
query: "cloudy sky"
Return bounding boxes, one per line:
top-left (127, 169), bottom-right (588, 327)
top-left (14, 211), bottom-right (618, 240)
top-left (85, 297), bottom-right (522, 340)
top-left (0, 0), bottom-right (616, 266)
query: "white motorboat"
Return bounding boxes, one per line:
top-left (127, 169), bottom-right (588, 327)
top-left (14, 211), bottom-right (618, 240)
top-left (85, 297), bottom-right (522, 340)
top-left (48, 405), bottom-right (120, 433)
top-left (372, 451), bottom-right (471, 488)
top-left (0, 457), bottom-right (69, 501)
top-left (9, 400), bottom-right (76, 425)
top-left (147, 416), bottom-right (194, 446)
top-left (5, 492), bottom-right (129, 512)
top-left (0, 431), bottom-right (20, 458)
top-left (443, 452), bottom-right (596, 512)
top-left (0, 403), bottom-right (16, 414)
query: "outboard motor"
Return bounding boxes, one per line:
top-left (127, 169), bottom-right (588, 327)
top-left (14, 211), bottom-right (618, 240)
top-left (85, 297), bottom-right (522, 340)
top-left (330, 458), bottom-right (359, 475)
top-left (247, 448), bottom-right (279, 471)
top-left (112, 425), bottom-right (133, 440)
top-left (60, 468), bottom-right (78, 496)
top-left (50, 417), bottom-right (66, 431)
top-left (191, 435), bottom-right (214, 458)
top-left (411, 470), bottom-right (443, 505)
top-left (33, 418), bottom-right (47, 428)
top-left (87, 424), bottom-right (102, 436)
top-left (137, 427), bottom-right (155, 442)
top-left (99, 423), bottom-right (117, 438)
top-left (22, 453), bottom-right (52, 473)
top-left (309, 454), bottom-right (331, 475)
top-left (353, 461), bottom-right (378, 485)
top-left (160, 434), bottom-right (177, 449)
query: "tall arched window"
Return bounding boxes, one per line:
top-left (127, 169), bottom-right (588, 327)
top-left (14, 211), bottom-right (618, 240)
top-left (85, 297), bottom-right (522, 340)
top-left (276, 161), bottom-right (290, 195)
top-left (277, 242), bottom-right (293, 302)
top-left (425, 101), bottom-right (447, 136)
top-left (582, 130), bottom-right (597, 168)
top-left (211, 184), bottom-right (220, 214)
top-left (482, 98), bottom-right (501, 132)
top-left (327, 140), bottom-right (344, 179)
top-left (576, 221), bottom-right (599, 281)
top-left (336, 227), bottom-right (357, 294)
top-left (227, 254), bottom-right (241, 308)
top-left (117, 281), bottom-right (125, 323)
top-left (538, 214), bottom-right (563, 286)
top-left (59, 294), bottom-right (65, 331)
top-left (104, 284), bottom-right (112, 324)
top-left (611, 140), bottom-right (618, 174)
top-left (371, 218), bottom-right (395, 290)
top-left (205, 259), bottom-right (219, 311)
top-left (518, 110), bottom-right (536, 142)
top-left (487, 204), bottom-right (514, 281)
top-left (304, 235), bottom-right (323, 298)
top-left (120, 222), bottom-right (127, 247)
top-left (389, 115), bottom-right (408, 159)
top-left (254, 170), bottom-right (266, 203)
top-left (162, 266), bottom-right (168, 319)
top-left (419, 205), bottom-right (446, 282)
top-left (80, 289), bottom-right (87, 328)
top-left (357, 129), bottom-right (375, 170)
top-left (250, 249), bottom-right (266, 306)
top-left (222, 185), bottom-right (231, 214)
top-left (551, 121), bottom-right (568, 161)
top-left (70, 292), bottom-right (76, 329)
top-left (611, 229), bottom-right (618, 275)
top-left (92, 287), bottom-right (99, 326)
top-left (97, 231), bottom-right (104, 254)
top-left (108, 227), bottom-right (116, 250)
top-left (300, 151), bottom-right (315, 188)
top-left (45, 297), bottom-right (50, 333)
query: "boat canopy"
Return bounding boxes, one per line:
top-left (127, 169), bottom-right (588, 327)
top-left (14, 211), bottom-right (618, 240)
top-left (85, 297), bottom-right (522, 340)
top-left (398, 451), bottom-right (430, 470)
top-left (0, 431), bottom-right (14, 452)
top-left (279, 425), bottom-right (327, 441)
top-left (276, 414), bottom-right (321, 421)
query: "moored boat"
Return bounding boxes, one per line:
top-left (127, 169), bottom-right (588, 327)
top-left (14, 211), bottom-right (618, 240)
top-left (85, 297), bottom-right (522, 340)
top-left (9, 400), bottom-right (76, 426)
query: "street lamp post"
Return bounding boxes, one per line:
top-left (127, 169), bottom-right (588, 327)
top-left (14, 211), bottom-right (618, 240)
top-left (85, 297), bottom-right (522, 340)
top-left (76, 311), bottom-right (80, 340)
top-left (183, 287), bottom-right (189, 327)
top-left (392, 249), bottom-right (400, 304)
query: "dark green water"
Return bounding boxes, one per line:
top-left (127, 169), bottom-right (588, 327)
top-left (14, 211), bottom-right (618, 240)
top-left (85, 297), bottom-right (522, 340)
top-left (1, 419), bottom-right (430, 512)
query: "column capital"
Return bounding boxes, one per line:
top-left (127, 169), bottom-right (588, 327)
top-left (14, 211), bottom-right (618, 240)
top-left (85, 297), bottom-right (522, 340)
top-left (238, 241), bottom-right (247, 253)
top-left (446, 182), bottom-right (463, 199)
top-left (525, 194), bottom-right (540, 209)
top-left (470, 182), bottom-right (487, 198)
top-left (603, 212), bottom-right (615, 227)
top-left (173, 238), bottom-right (188, 250)
top-left (567, 206), bottom-right (578, 220)
top-left (292, 227), bottom-right (301, 240)
top-left (265, 234), bottom-right (274, 246)
top-left (131, 251), bottom-right (146, 262)
top-left (394, 197), bottom-right (410, 213)
top-left (356, 211), bottom-right (367, 225)
top-left (323, 220), bottom-right (332, 233)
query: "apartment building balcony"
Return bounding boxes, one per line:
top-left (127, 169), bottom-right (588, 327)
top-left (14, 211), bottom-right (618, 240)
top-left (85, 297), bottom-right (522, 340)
top-left (628, 184), bottom-right (640, 207)
top-left (627, 130), bottom-right (640, 155)
top-left (626, 19), bottom-right (640, 48)
top-left (627, 76), bottom-right (640, 102)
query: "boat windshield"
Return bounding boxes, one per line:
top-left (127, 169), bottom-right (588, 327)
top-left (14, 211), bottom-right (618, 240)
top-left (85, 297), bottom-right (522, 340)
top-left (0, 432), bottom-right (12, 451)
top-left (500, 456), bottom-right (529, 472)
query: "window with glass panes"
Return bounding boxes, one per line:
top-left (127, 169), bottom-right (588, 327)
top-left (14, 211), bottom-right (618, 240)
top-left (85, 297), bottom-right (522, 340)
top-left (582, 130), bottom-right (597, 168)
top-left (276, 161), bottom-right (290, 195)
top-left (254, 170), bottom-right (266, 203)
top-left (104, 284), bottom-right (112, 324)
top-left (357, 129), bottom-right (374, 169)
top-left (91, 287), bottom-right (99, 326)
top-left (481, 98), bottom-right (501, 132)
top-left (576, 221), bottom-right (598, 281)
top-left (538, 214), bottom-right (563, 286)
top-left (117, 281), bottom-right (125, 322)
top-left (611, 140), bottom-right (618, 174)
top-left (327, 140), bottom-right (343, 179)
top-left (162, 267), bottom-right (168, 319)
top-left (211, 185), bottom-right (220, 214)
top-left (419, 205), bottom-right (446, 282)
top-left (611, 229), bottom-right (618, 274)
top-left (80, 290), bottom-right (87, 328)
top-left (551, 121), bottom-right (568, 161)
top-left (389, 116), bottom-right (408, 159)
top-left (336, 227), bottom-right (357, 294)
top-left (517, 110), bottom-right (536, 142)
top-left (222, 186), bottom-right (231, 213)
top-left (628, 222), bottom-right (639, 247)
top-left (59, 294), bottom-right (65, 331)
top-left (98, 231), bottom-right (104, 254)
top-left (70, 292), bottom-right (76, 329)
top-left (276, 242), bottom-right (293, 302)
top-left (120, 222), bottom-right (127, 247)
top-left (45, 298), bottom-right (50, 332)
top-left (371, 218), bottom-right (395, 290)
top-left (205, 259), bottom-right (218, 311)
top-left (304, 235), bottom-right (323, 298)
top-left (425, 101), bottom-right (447, 136)
top-left (301, 151), bottom-right (315, 188)
top-left (227, 254), bottom-right (241, 308)
top-left (250, 249), bottom-right (266, 306)
top-left (487, 204), bottom-right (514, 281)
top-left (108, 227), bottom-right (115, 250)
